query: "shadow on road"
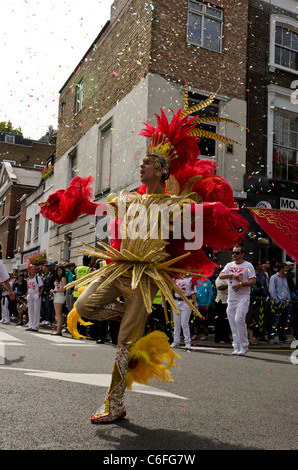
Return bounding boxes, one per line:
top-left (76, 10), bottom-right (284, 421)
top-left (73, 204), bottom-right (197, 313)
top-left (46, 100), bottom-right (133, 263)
top-left (95, 420), bottom-right (257, 451)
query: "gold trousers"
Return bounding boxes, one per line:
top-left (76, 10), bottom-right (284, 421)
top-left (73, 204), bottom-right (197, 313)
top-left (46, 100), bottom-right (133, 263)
top-left (75, 274), bottom-right (158, 348)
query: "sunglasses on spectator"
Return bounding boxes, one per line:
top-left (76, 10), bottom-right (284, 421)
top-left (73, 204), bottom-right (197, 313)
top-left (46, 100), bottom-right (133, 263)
top-left (232, 251), bottom-right (241, 254)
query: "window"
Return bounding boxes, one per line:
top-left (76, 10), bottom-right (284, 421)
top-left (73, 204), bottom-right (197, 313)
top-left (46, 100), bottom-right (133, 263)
top-left (97, 125), bottom-right (112, 192)
top-left (187, 1), bottom-right (223, 53)
top-left (46, 154), bottom-right (55, 167)
top-left (44, 217), bottom-right (49, 233)
top-left (60, 101), bottom-right (66, 117)
top-left (75, 79), bottom-right (83, 113)
top-left (4, 135), bottom-right (15, 144)
top-left (188, 93), bottom-right (220, 161)
top-left (275, 26), bottom-right (298, 71)
top-left (34, 164), bottom-right (46, 170)
top-left (269, 15), bottom-right (298, 75)
top-left (34, 214), bottom-right (40, 240)
top-left (14, 225), bottom-right (19, 252)
top-left (273, 110), bottom-right (298, 180)
top-left (68, 148), bottom-right (77, 182)
top-left (26, 218), bottom-right (32, 243)
top-left (1, 198), bottom-right (6, 218)
top-left (63, 233), bottom-right (72, 261)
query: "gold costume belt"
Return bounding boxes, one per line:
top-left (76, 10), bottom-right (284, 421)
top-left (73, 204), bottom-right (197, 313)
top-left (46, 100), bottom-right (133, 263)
top-left (65, 241), bottom-right (203, 317)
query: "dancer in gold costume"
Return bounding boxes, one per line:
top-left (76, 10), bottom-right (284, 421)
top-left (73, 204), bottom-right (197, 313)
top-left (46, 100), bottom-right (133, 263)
top-left (40, 90), bottom-right (248, 423)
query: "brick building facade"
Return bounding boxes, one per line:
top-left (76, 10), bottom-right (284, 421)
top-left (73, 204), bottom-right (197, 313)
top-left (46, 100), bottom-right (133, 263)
top-left (0, 163), bottom-right (42, 269)
top-left (0, 132), bottom-right (55, 168)
top-left (246, 0), bottom-right (298, 176)
top-left (244, 0), bottom-right (298, 262)
top-left (0, 131), bottom-right (55, 269)
top-left (50, 0), bottom-right (249, 264)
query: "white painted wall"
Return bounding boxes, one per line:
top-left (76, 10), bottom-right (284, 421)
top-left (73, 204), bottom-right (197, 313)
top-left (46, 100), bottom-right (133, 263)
top-left (48, 73), bottom-right (247, 263)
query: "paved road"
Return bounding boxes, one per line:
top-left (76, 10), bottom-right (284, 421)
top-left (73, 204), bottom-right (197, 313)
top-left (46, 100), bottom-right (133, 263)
top-left (0, 323), bottom-right (297, 452)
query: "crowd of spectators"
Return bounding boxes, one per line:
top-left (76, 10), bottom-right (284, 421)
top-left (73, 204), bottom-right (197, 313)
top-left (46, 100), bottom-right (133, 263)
top-left (146, 256), bottom-right (298, 348)
top-left (1, 255), bottom-right (297, 347)
top-left (0, 256), bottom-right (120, 344)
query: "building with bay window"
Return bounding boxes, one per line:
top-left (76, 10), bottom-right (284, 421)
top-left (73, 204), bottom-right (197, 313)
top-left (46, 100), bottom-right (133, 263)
top-left (245, 0), bottom-right (298, 263)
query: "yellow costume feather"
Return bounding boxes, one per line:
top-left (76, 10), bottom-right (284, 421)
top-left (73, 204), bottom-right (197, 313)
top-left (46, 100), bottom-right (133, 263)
top-left (125, 331), bottom-right (181, 390)
top-left (67, 287), bottom-right (94, 339)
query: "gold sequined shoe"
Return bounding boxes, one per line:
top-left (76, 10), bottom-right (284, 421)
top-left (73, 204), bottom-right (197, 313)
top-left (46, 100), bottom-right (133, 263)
top-left (91, 343), bottom-right (129, 424)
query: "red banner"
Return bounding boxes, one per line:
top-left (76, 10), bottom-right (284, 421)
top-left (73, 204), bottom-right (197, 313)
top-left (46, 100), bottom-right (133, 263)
top-left (249, 208), bottom-right (298, 263)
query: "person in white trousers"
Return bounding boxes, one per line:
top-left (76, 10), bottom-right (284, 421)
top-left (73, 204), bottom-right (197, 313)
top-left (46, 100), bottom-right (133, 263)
top-left (1, 289), bottom-right (10, 324)
top-left (0, 260), bottom-right (15, 324)
top-left (219, 246), bottom-right (256, 356)
top-left (171, 275), bottom-right (197, 351)
top-left (26, 265), bottom-right (44, 332)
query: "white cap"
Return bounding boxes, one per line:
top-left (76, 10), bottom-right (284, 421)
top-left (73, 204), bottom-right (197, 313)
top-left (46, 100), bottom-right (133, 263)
top-left (285, 261), bottom-right (294, 265)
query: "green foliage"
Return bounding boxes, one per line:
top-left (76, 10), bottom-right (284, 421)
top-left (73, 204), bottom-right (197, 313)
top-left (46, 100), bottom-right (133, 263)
top-left (0, 120), bottom-right (22, 135)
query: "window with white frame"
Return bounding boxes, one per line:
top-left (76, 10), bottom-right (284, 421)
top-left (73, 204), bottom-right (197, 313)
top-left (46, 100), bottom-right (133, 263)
top-left (4, 135), bottom-right (15, 144)
top-left (269, 15), bottom-right (298, 74)
top-left (34, 164), bottom-right (46, 170)
top-left (273, 110), bottom-right (298, 180)
top-left (97, 124), bottom-right (112, 193)
top-left (68, 148), bottom-right (77, 183)
top-left (34, 214), bottom-right (40, 240)
top-left (75, 79), bottom-right (83, 113)
top-left (26, 218), bottom-right (32, 243)
top-left (44, 217), bottom-right (49, 233)
top-left (63, 233), bottom-right (72, 261)
top-left (275, 25), bottom-right (298, 71)
top-left (187, 1), bottom-right (223, 53)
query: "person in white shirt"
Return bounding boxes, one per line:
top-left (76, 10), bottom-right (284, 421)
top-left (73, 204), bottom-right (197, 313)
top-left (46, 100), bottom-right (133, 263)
top-left (26, 265), bottom-right (44, 332)
top-left (0, 260), bottom-right (15, 324)
top-left (171, 275), bottom-right (197, 351)
top-left (219, 246), bottom-right (256, 356)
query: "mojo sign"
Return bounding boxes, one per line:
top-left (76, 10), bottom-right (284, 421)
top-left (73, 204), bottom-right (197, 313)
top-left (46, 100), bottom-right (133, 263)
top-left (280, 198), bottom-right (298, 211)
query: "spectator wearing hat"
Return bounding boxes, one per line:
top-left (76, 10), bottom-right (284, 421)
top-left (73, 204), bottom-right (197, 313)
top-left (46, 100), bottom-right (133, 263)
top-left (42, 262), bottom-right (56, 325)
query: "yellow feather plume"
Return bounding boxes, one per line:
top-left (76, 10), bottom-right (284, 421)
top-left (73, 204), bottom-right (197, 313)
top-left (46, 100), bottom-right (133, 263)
top-left (188, 128), bottom-right (241, 149)
top-left (180, 85), bottom-right (220, 118)
top-left (67, 286), bottom-right (94, 339)
top-left (180, 84), bottom-right (243, 149)
top-left (125, 331), bottom-right (181, 390)
top-left (191, 116), bottom-right (244, 128)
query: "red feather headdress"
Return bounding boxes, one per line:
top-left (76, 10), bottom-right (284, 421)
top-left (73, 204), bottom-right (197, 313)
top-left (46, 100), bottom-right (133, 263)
top-left (140, 108), bottom-right (200, 176)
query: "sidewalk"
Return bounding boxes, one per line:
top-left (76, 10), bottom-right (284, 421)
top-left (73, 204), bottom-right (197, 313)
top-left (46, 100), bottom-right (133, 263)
top-left (9, 316), bottom-right (295, 350)
top-left (190, 333), bottom-right (295, 350)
